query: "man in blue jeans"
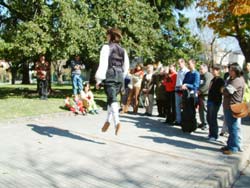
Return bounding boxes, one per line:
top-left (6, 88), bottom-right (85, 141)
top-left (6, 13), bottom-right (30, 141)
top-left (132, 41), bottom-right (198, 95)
top-left (173, 58), bottom-right (189, 125)
top-left (70, 55), bottom-right (85, 95)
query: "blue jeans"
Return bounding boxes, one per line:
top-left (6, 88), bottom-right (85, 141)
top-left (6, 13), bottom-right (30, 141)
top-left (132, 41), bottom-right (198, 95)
top-left (72, 74), bottom-right (83, 95)
top-left (224, 108), bottom-right (240, 152)
top-left (207, 102), bottom-right (220, 139)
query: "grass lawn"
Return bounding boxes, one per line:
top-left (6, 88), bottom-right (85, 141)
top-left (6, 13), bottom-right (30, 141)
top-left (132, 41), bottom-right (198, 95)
top-left (0, 83), bottom-right (106, 121)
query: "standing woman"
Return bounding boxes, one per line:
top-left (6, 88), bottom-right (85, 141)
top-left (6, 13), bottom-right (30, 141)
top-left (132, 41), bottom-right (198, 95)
top-left (95, 28), bottom-right (129, 135)
top-left (35, 54), bottom-right (50, 100)
top-left (221, 63), bottom-right (245, 154)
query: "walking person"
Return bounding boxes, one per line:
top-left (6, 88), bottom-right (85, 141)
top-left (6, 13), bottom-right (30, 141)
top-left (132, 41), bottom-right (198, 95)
top-left (198, 64), bottom-right (213, 130)
top-left (207, 65), bottom-right (225, 141)
top-left (95, 28), bottom-right (129, 135)
top-left (35, 54), bottom-right (50, 100)
top-left (173, 58), bottom-right (189, 125)
top-left (221, 62), bottom-right (245, 155)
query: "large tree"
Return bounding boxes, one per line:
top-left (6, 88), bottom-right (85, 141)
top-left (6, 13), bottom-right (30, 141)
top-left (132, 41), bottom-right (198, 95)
top-left (144, 0), bottom-right (202, 63)
top-left (0, 0), bottom-right (202, 85)
top-left (197, 0), bottom-right (250, 62)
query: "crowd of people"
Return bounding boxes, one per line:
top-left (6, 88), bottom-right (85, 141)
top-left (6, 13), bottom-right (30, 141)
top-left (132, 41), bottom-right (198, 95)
top-left (33, 27), bottom-right (250, 155)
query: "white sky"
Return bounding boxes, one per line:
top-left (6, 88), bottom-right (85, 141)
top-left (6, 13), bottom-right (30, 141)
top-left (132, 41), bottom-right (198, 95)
top-left (182, 4), bottom-right (242, 52)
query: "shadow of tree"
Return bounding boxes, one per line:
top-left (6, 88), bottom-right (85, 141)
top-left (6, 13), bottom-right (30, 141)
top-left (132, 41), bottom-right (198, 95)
top-left (140, 136), bottom-right (219, 152)
top-left (121, 114), bottom-right (224, 149)
top-left (27, 124), bottom-right (105, 145)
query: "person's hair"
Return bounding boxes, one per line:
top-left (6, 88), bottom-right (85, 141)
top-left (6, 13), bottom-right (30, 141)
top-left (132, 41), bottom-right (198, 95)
top-left (178, 58), bottom-right (185, 64)
top-left (200, 63), bottom-right (208, 71)
top-left (83, 82), bottom-right (90, 89)
top-left (230, 62), bottom-right (242, 77)
top-left (212, 64), bottom-right (221, 71)
top-left (135, 63), bottom-right (143, 70)
top-left (107, 28), bottom-right (122, 43)
top-left (188, 59), bottom-right (196, 65)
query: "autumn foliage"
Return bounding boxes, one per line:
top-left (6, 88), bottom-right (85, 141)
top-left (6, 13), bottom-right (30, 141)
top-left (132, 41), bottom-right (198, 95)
top-left (229, 0), bottom-right (250, 16)
top-left (197, 0), bottom-right (250, 62)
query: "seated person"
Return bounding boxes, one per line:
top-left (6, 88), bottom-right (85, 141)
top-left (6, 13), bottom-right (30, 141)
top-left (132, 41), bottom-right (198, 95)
top-left (80, 82), bottom-right (99, 114)
top-left (64, 95), bottom-right (86, 115)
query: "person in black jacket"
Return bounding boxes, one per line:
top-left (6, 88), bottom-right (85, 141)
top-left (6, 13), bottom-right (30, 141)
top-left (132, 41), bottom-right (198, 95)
top-left (207, 64), bottom-right (225, 141)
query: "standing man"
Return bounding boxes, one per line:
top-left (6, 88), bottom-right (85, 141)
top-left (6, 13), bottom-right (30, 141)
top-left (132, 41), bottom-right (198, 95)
top-left (35, 54), bottom-right (50, 100)
top-left (181, 59), bottom-right (200, 132)
top-left (70, 55), bottom-right (85, 95)
top-left (173, 58), bottom-right (189, 125)
top-left (198, 64), bottom-right (213, 130)
top-left (95, 28), bottom-right (129, 135)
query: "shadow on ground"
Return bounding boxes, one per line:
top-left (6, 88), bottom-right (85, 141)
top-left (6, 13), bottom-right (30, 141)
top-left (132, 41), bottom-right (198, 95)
top-left (122, 114), bottom-right (224, 151)
top-left (27, 124), bottom-right (105, 145)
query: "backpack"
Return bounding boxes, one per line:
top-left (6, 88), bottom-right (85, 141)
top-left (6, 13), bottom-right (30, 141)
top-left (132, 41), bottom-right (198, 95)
top-left (105, 43), bottom-right (125, 83)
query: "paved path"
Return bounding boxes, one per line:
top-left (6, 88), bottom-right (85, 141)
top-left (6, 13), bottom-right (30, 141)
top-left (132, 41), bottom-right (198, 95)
top-left (0, 107), bottom-right (250, 188)
top-left (232, 155), bottom-right (250, 188)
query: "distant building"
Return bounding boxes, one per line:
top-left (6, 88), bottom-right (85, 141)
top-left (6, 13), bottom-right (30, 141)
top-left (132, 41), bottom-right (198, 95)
top-left (0, 60), bottom-right (11, 83)
top-left (214, 50), bottom-right (245, 68)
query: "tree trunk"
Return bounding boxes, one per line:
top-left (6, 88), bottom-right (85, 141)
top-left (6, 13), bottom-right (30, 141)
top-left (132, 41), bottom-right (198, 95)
top-left (11, 68), bottom-right (17, 85)
top-left (22, 62), bottom-right (30, 84)
top-left (240, 43), bottom-right (250, 63)
top-left (57, 73), bottom-right (63, 84)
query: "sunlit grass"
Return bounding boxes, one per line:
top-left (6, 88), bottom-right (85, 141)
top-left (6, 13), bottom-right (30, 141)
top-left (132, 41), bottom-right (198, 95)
top-left (0, 83), bottom-right (106, 121)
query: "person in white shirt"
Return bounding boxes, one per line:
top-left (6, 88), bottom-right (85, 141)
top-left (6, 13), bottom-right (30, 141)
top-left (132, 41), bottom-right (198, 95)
top-left (95, 28), bottom-right (129, 135)
top-left (173, 58), bottom-right (189, 125)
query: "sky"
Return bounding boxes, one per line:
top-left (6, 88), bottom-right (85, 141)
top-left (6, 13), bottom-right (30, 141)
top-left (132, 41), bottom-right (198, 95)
top-left (182, 4), bottom-right (242, 53)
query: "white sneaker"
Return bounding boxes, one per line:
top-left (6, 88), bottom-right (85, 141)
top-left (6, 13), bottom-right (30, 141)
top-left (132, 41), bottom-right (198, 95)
top-left (208, 137), bottom-right (217, 141)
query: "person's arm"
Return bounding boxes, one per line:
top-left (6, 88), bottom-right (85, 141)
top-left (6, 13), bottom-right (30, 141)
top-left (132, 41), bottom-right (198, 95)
top-left (199, 73), bottom-right (213, 94)
top-left (185, 71), bottom-right (200, 91)
top-left (95, 45), bottom-right (109, 86)
top-left (123, 49), bottom-right (129, 78)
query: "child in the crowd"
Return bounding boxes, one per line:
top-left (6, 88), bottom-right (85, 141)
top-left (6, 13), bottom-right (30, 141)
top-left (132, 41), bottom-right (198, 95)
top-left (80, 82), bottom-right (99, 114)
top-left (64, 95), bottom-right (86, 115)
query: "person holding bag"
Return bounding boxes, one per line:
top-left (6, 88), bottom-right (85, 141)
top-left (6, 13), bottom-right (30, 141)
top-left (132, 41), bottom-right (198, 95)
top-left (221, 62), bottom-right (245, 155)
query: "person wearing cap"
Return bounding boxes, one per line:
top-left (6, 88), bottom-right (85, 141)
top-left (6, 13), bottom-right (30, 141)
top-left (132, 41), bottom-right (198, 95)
top-left (207, 64), bottom-right (225, 141)
top-left (95, 28), bottom-right (129, 135)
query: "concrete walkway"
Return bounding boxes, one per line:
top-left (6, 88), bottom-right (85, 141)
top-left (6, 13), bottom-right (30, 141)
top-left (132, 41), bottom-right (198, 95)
top-left (0, 107), bottom-right (250, 188)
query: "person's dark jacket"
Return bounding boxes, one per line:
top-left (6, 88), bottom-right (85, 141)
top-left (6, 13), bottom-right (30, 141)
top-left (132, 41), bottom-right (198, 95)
top-left (208, 76), bottom-right (225, 105)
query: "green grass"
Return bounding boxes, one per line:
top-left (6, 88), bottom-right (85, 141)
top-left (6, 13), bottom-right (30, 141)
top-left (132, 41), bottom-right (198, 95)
top-left (0, 83), bottom-right (106, 121)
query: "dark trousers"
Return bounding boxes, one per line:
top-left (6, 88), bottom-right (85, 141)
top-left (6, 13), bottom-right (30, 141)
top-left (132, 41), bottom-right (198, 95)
top-left (166, 91), bottom-right (176, 122)
top-left (198, 95), bottom-right (208, 126)
top-left (104, 81), bottom-right (122, 106)
top-left (38, 79), bottom-right (48, 98)
top-left (156, 99), bottom-right (167, 117)
top-left (207, 102), bottom-right (221, 139)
